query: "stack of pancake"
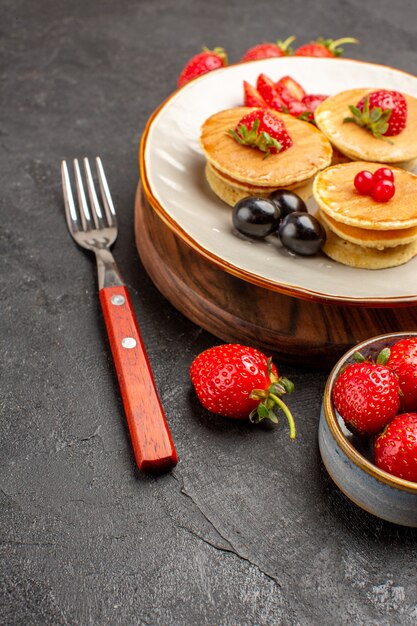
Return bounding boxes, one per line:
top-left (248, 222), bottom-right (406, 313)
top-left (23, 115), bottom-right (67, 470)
top-left (313, 161), bottom-right (417, 269)
top-left (200, 106), bottom-right (333, 206)
top-left (314, 88), bottom-right (417, 171)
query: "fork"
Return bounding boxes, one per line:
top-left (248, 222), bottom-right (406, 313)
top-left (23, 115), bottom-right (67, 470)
top-left (61, 157), bottom-right (178, 474)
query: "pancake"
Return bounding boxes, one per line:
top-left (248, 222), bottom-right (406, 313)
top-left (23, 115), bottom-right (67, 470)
top-left (319, 220), bottom-right (417, 269)
top-left (205, 163), bottom-right (314, 207)
top-left (200, 107), bottom-right (333, 187)
top-left (318, 209), bottom-right (417, 249)
top-left (313, 161), bottom-right (417, 230)
top-left (315, 89), bottom-right (417, 165)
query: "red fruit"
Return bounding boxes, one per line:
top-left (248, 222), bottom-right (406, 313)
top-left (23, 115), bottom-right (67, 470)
top-left (371, 179), bottom-right (395, 202)
top-left (275, 76), bottom-right (306, 102)
top-left (287, 100), bottom-right (314, 121)
top-left (240, 36), bottom-right (295, 62)
top-left (177, 47), bottom-right (227, 87)
top-left (256, 74), bottom-right (286, 111)
top-left (190, 344), bottom-right (296, 437)
top-left (345, 90), bottom-right (407, 138)
top-left (388, 338), bottom-right (417, 412)
top-left (228, 109), bottom-right (293, 156)
top-left (354, 170), bottom-right (375, 195)
top-left (374, 413), bottom-right (417, 482)
top-left (302, 94), bottom-right (328, 111)
top-left (243, 81), bottom-right (268, 108)
top-left (373, 167), bottom-right (394, 183)
top-left (332, 361), bottom-right (400, 436)
top-left (294, 37), bottom-right (358, 57)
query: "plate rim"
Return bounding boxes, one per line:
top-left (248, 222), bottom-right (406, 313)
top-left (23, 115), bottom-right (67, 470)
top-left (139, 56), bottom-right (417, 307)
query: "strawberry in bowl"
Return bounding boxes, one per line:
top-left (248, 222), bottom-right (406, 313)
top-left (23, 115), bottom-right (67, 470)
top-left (320, 332), bottom-right (417, 527)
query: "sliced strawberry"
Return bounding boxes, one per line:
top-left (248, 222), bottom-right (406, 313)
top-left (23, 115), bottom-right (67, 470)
top-left (287, 100), bottom-right (314, 121)
top-left (275, 84), bottom-right (297, 106)
top-left (243, 81), bottom-right (268, 108)
top-left (302, 94), bottom-right (328, 111)
top-left (275, 76), bottom-right (306, 101)
top-left (256, 74), bottom-right (286, 111)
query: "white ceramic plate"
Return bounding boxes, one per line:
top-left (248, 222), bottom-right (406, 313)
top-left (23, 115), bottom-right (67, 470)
top-left (140, 57), bottom-right (417, 304)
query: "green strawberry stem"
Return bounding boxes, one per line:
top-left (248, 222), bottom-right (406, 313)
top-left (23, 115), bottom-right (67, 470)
top-left (343, 96), bottom-right (394, 143)
top-left (269, 393), bottom-right (296, 440)
top-left (319, 37), bottom-right (358, 55)
top-left (277, 35), bottom-right (296, 54)
top-left (228, 118), bottom-right (282, 158)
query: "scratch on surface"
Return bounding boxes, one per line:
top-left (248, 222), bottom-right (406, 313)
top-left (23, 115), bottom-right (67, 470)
top-left (172, 470), bottom-right (281, 586)
top-left (80, 424), bottom-right (102, 441)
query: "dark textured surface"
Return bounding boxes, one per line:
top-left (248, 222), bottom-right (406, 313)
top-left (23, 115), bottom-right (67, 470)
top-left (1, 0), bottom-right (417, 624)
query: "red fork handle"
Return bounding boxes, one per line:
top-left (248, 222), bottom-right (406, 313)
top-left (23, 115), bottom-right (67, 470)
top-left (99, 285), bottom-right (178, 474)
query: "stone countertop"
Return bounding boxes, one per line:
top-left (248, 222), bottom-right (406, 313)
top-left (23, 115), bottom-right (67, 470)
top-left (1, 0), bottom-right (417, 624)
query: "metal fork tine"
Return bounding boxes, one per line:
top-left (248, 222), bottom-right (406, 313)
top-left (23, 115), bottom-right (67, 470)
top-left (74, 158), bottom-right (92, 231)
top-left (96, 157), bottom-right (117, 228)
top-left (61, 160), bottom-right (79, 233)
top-left (84, 157), bottom-right (104, 229)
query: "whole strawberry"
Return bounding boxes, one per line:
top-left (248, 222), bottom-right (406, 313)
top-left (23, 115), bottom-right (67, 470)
top-left (374, 413), bottom-right (417, 482)
top-left (294, 37), bottom-right (358, 57)
top-left (332, 354), bottom-right (400, 436)
top-left (388, 338), bottom-right (417, 412)
top-left (228, 109), bottom-right (293, 157)
top-left (177, 47), bottom-right (227, 87)
top-left (240, 36), bottom-right (295, 62)
top-left (190, 344), bottom-right (296, 438)
top-left (344, 90), bottom-right (408, 138)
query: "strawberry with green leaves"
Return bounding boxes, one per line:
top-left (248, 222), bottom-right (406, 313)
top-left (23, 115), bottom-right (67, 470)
top-left (240, 36), bottom-right (295, 62)
top-left (344, 90), bottom-right (408, 139)
top-left (190, 344), bottom-right (296, 438)
top-left (332, 349), bottom-right (401, 436)
top-left (374, 413), bottom-right (417, 482)
top-left (177, 47), bottom-right (227, 87)
top-left (294, 37), bottom-right (358, 57)
top-left (228, 109), bottom-right (293, 157)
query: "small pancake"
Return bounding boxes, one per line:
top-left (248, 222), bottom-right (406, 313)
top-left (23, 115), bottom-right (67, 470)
top-left (205, 163), bottom-right (313, 207)
top-left (208, 163), bottom-right (313, 193)
top-left (319, 218), bottom-right (417, 269)
top-left (318, 209), bottom-right (417, 249)
top-left (200, 107), bottom-right (333, 187)
top-left (315, 88), bottom-right (417, 165)
top-left (313, 161), bottom-right (417, 230)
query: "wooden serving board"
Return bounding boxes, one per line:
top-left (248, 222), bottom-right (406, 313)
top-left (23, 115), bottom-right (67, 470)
top-left (134, 183), bottom-right (417, 368)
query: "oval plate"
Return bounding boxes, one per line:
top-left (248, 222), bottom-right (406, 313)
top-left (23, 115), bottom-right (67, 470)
top-left (140, 57), bottom-right (417, 305)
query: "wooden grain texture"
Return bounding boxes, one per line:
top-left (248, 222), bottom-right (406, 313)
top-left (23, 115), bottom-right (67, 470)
top-left (99, 285), bottom-right (178, 473)
top-left (135, 183), bottom-right (417, 368)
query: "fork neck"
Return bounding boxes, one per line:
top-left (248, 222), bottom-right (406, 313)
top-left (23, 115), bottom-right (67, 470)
top-left (95, 248), bottom-right (124, 289)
